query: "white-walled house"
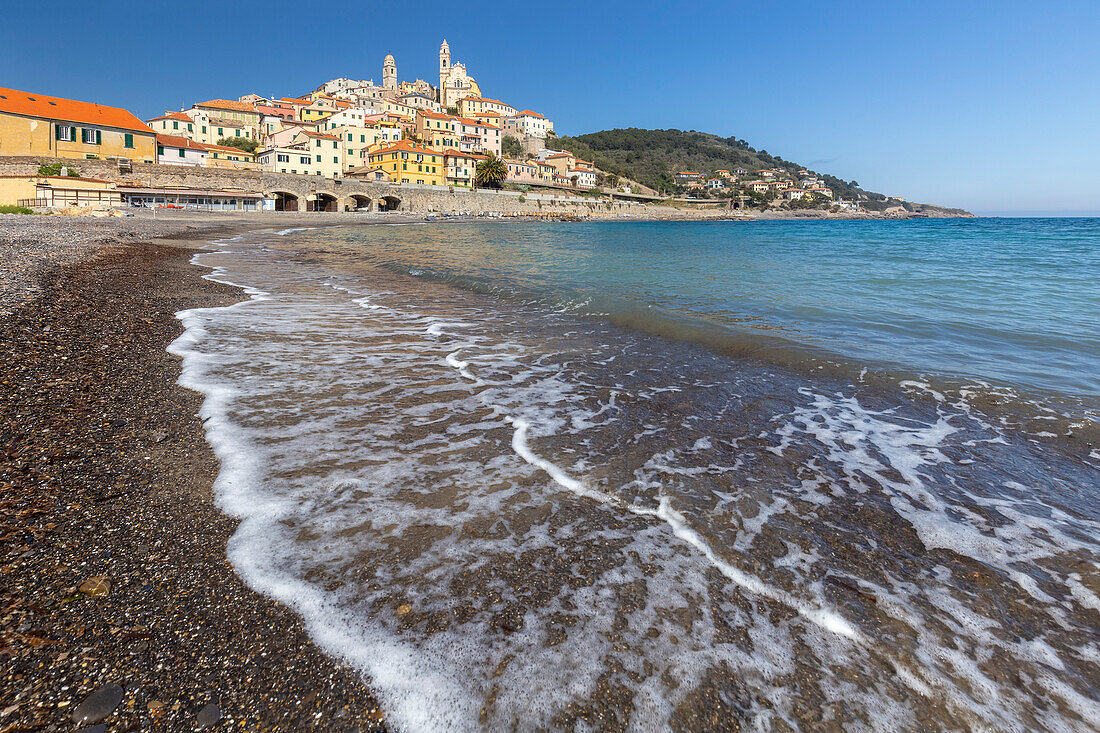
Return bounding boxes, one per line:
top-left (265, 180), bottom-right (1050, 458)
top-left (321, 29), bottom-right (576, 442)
top-left (156, 134), bottom-right (207, 166)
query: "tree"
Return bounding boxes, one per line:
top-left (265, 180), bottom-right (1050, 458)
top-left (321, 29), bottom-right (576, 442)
top-left (216, 137), bottom-right (259, 153)
top-left (474, 152), bottom-right (508, 189)
top-left (501, 135), bottom-right (523, 158)
top-left (570, 175), bottom-right (579, 187)
top-left (446, 106), bottom-right (458, 115)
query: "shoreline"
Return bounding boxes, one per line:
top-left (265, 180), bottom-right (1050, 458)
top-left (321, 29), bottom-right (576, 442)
top-left (0, 217), bottom-right (393, 730)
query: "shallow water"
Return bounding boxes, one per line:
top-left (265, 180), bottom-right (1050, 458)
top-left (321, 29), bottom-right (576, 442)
top-left (172, 220), bottom-right (1100, 731)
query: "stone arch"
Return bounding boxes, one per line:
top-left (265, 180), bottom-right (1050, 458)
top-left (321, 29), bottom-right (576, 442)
top-left (347, 194), bottom-right (372, 212)
top-left (270, 191), bottom-right (299, 212)
top-left (307, 192), bottom-right (338, 212)
top-left (379, 195), bottom-right (401, 212)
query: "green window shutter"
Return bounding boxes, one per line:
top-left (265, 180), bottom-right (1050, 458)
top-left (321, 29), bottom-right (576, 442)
top-left (158, 145), bottom-right (164, 156)
top-left (202, 126), bottom-right (207, 134)
top-left (55, 124), bottom-right (62, 140)
top-left (188, 123), bottom-right (192, 131)
top-left (95, 130), bottom-right (101, 145)
top-left (124, 133), bottom-right (133, 148)
top-left (173, 121), bottom-right (179, 130)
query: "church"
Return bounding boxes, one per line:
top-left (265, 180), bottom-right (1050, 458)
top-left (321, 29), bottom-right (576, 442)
top-left (437, 40), bottom-right (481, 109)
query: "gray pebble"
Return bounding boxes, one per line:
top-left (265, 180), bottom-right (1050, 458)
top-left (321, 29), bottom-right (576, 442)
top-left (197, 702), bottom-right (222, 728)
top-left (70, 683), bottom-right (123, 724)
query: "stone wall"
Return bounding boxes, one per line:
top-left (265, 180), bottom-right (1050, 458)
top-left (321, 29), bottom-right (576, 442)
top-left (0, 156), bottom-right (656, 218)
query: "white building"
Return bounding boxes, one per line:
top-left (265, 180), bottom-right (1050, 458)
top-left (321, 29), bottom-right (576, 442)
top-left (256, 145), bottom-right (316, 175)
top-left (156, 134), bottom-right (206, 166)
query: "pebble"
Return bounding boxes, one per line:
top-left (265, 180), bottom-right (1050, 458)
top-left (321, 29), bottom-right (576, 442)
top-left (197, 702), bottom-right (222, 728)
top-left (77, 576), bottom-right (111, 597)
top-left (70, 683), bottom-right (123, 725)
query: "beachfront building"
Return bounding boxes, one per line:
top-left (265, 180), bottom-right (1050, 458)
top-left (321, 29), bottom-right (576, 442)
top-left (675, 171), bottom-right (704, 186)
top-left (706, 178), bottom-right (726, 190)
top-left (544, 152), bottom-right (577, 177)
top-left (257, 145), bottom-right (316, 175)
top-left (291, 130), bottom-right (344, 177)
top-left (535, 160), bottom-right (557, 184)
top-left (714, 169), bottom-right (732, 178)
top-left (0, 174), bottom-right (122, 208)
top-left (0, 86), bottom-right (156, 163)
top-left (443, 149), bottom-right (485, 187)
top-left (365, 140), bottom-right (444, 185)
top-left (156, 134), bottom-right (207, 166)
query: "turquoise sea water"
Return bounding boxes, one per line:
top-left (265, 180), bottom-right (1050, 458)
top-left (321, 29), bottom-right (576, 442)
top-left (356, 218), bottom-right (1100, 402)
top-left (173, 218), bottom-right (1100, 731)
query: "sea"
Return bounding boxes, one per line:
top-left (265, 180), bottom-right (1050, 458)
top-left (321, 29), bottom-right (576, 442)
top-left (170, 218), bottom-right (1100, 731)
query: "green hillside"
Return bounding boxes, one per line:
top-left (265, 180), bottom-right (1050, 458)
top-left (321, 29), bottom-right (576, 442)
top-left (550, 128), bottom-right (869, 200)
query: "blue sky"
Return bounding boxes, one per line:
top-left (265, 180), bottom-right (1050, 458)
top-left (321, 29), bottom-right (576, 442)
top-left (2, 0), bottom-right (1097, 214)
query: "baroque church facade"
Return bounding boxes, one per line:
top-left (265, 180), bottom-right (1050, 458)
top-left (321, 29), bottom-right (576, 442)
top-left (437, 40), bottom-right (480, 108)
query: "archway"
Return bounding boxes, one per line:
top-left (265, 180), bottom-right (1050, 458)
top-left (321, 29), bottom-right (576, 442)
top-left (380, 195), bottom-right (401, 212)
top-left (272, 191), bottom-right (298, 212)
top-left (308, 193), bottom-right (338, 212)
top-left (348, 194), bottom-right (372, 212)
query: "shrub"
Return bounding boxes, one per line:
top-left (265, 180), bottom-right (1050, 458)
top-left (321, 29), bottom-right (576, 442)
top-left (216, 137), bottom-right (259, 153)
top-left (38, 162), bottom-right (79, 177)
top-left (0, 205), bottom-right (34, 215)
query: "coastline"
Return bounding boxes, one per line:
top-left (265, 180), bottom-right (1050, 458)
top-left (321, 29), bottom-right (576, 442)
top-left (0, 217), bottom-right (391, 731)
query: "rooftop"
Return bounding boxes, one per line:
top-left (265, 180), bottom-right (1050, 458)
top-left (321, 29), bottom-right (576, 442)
top-left (0, 86), bottom-right (152, 133)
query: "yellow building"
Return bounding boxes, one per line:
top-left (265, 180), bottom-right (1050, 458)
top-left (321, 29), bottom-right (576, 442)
top-left (415, 111), bottom-right (460, 152)
top-left (0, 86), bottom-right (156, 163)
top-left (0, 174), bottom-right (121, 208)
top-left (365, 140), bottom-right (444, 185)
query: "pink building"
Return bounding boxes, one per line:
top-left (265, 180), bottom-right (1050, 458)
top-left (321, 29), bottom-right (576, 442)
top-left (504, 158), bottom-right (539, 184)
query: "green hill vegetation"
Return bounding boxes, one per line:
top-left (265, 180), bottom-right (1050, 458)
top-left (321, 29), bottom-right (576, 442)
top-left (550, 128), bottom-right (870, 200)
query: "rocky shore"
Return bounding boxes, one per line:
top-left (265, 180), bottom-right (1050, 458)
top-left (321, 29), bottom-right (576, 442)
top-left (0, 214), bottom-right (391, 731)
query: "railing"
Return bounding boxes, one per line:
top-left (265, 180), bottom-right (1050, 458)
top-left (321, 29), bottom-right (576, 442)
top-left (17, 198), bottom-right (49, 208)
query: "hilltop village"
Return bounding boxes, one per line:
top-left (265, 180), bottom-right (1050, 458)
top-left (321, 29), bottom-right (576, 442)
top-left (0, 40), bottom-right (935, 216)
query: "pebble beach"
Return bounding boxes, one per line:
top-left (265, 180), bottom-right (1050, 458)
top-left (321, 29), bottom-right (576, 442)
top-left (0, 213), bottom-right (395, 731)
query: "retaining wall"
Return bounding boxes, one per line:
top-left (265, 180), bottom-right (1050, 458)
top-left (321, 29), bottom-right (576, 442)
top-left (0, 156), bottom-right (655, 217)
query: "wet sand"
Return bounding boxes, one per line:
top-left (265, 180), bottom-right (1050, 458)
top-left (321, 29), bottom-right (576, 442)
top-left (0, 219), bottom-right (391, 730)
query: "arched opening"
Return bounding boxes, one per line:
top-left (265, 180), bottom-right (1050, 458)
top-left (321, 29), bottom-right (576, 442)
top-left (272, 191), bottom-right (298, 212)
top-left (307, 193), bottom-right (338, 212)
top-left (380, 195), bottom-right (401, 212)
top-left (348, 194), bottom-right (372, 212)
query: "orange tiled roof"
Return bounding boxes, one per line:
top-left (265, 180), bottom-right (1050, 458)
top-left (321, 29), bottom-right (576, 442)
top-left (461, 96), bottom-right (508, 106)
top-left (300, 130), bottom-right (340, 140)
top-left (368, 140), bottom-right (442, 156)
top-left (280, 97), bottom-right (313, 105)
top-left (196, 99), bottom-right (258, 113)
top-left (204, 143), bottom-right (255, 155)
top-left (156, 134), bottom-right (205, 151)
top-left (0, 86), bottom-right (152, 133)
top-left (516, 110), bottom-right (544, 118)
top-left (442, 149), bottom-right (487, 160)
top-left (147, 111), bottom-right (193, 123)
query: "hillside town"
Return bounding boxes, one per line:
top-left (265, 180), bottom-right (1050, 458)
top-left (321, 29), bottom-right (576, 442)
top-left (0, 40), bottom-right (868, 214)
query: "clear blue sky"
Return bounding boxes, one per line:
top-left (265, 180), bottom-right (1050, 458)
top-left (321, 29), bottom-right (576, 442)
top-left (2, 0), bottom-right (1097, 214)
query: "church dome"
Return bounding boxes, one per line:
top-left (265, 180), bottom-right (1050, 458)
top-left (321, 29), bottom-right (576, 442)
top-left (384, 54), bottom-right (395, 64)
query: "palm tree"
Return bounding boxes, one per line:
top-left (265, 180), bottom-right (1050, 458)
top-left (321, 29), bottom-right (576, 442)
top-left (475, 152), bottom-right (508, 189)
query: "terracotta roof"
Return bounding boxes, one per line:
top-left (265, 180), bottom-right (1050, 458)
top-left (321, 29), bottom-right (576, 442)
top-left (368, 140), bottom-right (441, 157)
top-left (547, 153), bottom-right (574, 160)
top-left (418, 110), bottom-right (459, 121)
top-left (461, 97), bottom-right (509, 106)
top-left (196, 99), bottom-right (258, 113)
top-left (0, 86), bottom-right (152, 133)
top-left (299, 130), bottom-right (340, 140)
top-left (204, 143), bottom-right (255, 156)
top-left (280, 97), bottom-right (313, 105)
top-left (147, 111), bottom-right (193, 123)
top-left (456, 116), bottom-right (497, 129)
top-left (516, 110), bottom-right (544, 118)
top-left (442, 149), bottom-right (487, 160)
top-left (156, 134), bottom-right (206, 151)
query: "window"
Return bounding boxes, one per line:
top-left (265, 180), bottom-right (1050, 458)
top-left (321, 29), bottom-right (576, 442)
top-left (179, 148), bottom-right (186, 158)
top-left (315, 155), bottom-right (321, 162)
top-left (188, 123), bottom-right (193, 132)
top-left (173, 121), bottom-right (179, 130)
top-left (218, 128), bottom-right (224, 136)
top-left (202, 126), bottom-right (207, 134)
top-left (315, 139), bottom-right (321, 147)
top-left (157, 145), bottom-right (164, 156)
top-left (277, 154), bottom-right (289, 163)
top-left (81, 128), bottom-right (100, 145)
top-left (300, 156), bottom-right (310, 164)
top-left (333, 157), bottom-right (338, 164)
top-left (124, 133), bottom-right (134, 148)
top-left (55, 124), bottom-right (73, 141)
